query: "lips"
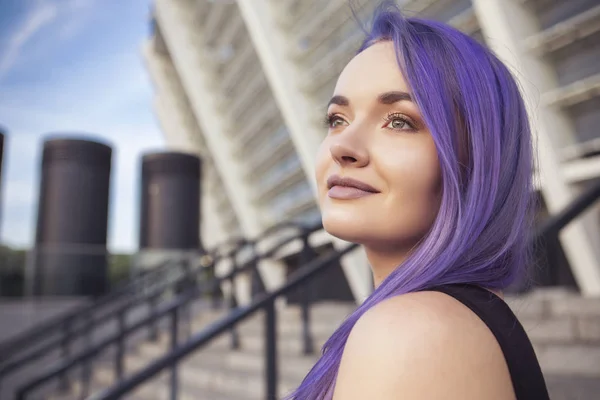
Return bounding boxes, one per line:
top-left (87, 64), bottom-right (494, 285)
top-left (326, 175), bottom-right (379, 200)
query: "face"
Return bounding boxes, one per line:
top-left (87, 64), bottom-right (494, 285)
top-left (316, 41), bottom-right (442, 253)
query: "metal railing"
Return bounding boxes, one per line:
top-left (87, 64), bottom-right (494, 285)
top-left (13, 221), bottom-right (319, 400)
top-left (15, 179), bottom-right (600, 400)
top-left (532, 180), bottom-right (600, 240)
top-left (0, 236), bottom-right (248, 396)
top-left (0, 259), bottom-right (203, 400)
top-left (89, 238), bottom-right (354, 400)
top-left (0, 256), bottom-right (180, 361)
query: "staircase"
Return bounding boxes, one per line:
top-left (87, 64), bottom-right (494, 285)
top-left (46, 288), bottom-right (600, 400)
top-left (506, 288), bottom-right (600, 399)
top-left (47, 302), bottom-right (355, 400)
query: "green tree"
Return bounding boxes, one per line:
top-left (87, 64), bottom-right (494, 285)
top-left (0, 245), bottom-right (27, 296)
top-left (109, 253), bottom-right (132, 287)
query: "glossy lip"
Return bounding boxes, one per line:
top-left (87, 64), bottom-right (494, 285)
top-left (326, 175), bottom-right (379, 193)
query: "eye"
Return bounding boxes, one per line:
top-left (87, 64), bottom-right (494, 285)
top-left (324, 113), bottom-right (348, 129)
top-left (383, 113), bottom-right (417, 132)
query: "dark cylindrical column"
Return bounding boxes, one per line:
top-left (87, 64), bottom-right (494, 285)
top-left (33, 137), bottom-right (112, 296)
top-left (0, 129), bottom-right (5, 230)
top-left (139, 152), bottom-right (201, 251)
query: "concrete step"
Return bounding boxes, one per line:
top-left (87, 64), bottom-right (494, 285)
top-left (48, 379), bottom-right (148, 400)
top-left (544, 374), bottom-right (600, 400)
top-left (506, 287), bottom-right (600, 320)
top-left (278, 302), bottom-right (356, 320)
top-left (91, 360), bottom-right (297, 400)
top-left (191, 302), bottom-right (355, 329)
top-left (535, 343), bottom-right (600, 377)
top-left (191, 318), bottom-right (339, 342)
top-left (53, 372), bottom-right (241, 400)
top-left (520, 316), bottom-right (600, 344)
top-left (153, 326), bottom-right (330, 356)
top-left (49, 386), bottom-right (101, 400)
top-left (136, 340), bottom-right (318, 381)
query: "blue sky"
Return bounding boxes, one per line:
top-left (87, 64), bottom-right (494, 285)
top-left (0, 0), bottom-right (165, 253)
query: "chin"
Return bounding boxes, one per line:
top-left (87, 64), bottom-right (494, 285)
top-left (321, 211), bottom-right (370, 244)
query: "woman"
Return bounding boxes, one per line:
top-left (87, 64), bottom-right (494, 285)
top-left (287, 4), bottom-right (549, 400)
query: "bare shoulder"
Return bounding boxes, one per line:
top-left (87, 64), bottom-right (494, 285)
top-left (332, 290), bottom-right (516, 400)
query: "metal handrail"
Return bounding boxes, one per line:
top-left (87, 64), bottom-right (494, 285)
top-left (0, 234), bottom-right (249, 362)
top-left (27, 179), bottom-right (600, 400)
top-left (532, 179), bottom-right (600, 240)
top-left (0, 221), bottom-right (305, 397)
top-left (14, 221), bottom-right (320, 400)
top-left (0, 257), bottom-right (180, 360)
top-left (0, 258), bottom-right (192, 380)
top-left (90, 243), bottom-right (358, 400)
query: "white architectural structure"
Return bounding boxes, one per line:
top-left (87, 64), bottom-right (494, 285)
top-left (144, 0), bottom-right (600, 298)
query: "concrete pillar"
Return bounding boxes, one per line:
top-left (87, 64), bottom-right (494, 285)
top-left (473, 0), bottom-right (600, 296)
top-left (235, 0), bottom-right (323, 189)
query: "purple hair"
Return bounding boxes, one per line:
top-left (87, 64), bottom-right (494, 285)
top-left (286, 3), bottom-right (534, 399)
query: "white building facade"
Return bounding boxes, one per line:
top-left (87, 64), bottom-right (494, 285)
top-left (144, 0), bottom-right (600, 300)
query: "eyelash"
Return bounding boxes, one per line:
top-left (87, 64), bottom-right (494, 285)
top-left (324, 113), bottom-right (344, 128)
top-left (324, 112), bottom-right (417, 132)
top-left (382, 112), bottom-right (417, 132)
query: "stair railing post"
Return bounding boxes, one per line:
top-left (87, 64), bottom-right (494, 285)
top-left (58, 317), bottom-right (72, 391)
top-left (265, 298), bottom-right (278, 400)
top-left (250, 244), bottom-right (267, 299)
top-left (116, 308), bottom-right (125, 381)
top-left (210, 259), bottom-right (220, 309)
top-left (183, 256), bottom-right (194, 339)
top-left (229, 253), bottom-right (240, 350)
top-left (170, 307), bottom-right (179, 400)
top-left (148, 294), bottom-right (158, 341)
top-left (300, 234), bottom-right (316, 355)
top-left (80, 313), bottom-right (93, 399)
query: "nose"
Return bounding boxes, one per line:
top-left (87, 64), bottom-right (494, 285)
top-left (330, 138), bottom-right (369, 168)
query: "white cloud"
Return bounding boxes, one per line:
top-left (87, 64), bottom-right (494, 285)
top-left (0, 1), bottom-right (59, 78)
top-left (0, 0), bottom-right (98, 80)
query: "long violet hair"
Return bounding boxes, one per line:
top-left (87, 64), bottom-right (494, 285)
top-left (287, 3), bottom-right (534, 399)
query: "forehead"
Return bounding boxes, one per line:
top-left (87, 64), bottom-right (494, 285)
top-left (334, 41), bottom-right (410, 97)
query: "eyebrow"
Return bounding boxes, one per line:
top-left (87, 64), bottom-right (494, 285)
top-left (328, 95), bottom-right (349, 107)
top-left (378, 91), bottom-right (412, 104)
top-left (327, 91), bottom-right (413, 108)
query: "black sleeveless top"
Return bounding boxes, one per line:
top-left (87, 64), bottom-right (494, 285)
top-left (427, 284), bottom-right (550, 400)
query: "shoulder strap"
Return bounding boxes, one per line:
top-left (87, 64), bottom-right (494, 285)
top-left (427, 284), bottom-right (550, 400)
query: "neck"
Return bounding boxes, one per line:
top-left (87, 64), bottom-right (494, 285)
top-left (364, 246), bottom-right (411, 287)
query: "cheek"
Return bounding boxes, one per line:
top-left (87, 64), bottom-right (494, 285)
top-left (384, 139), bottom-right (440, 190)
top-left (379, 140), bottom-right (442, 229)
